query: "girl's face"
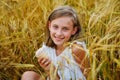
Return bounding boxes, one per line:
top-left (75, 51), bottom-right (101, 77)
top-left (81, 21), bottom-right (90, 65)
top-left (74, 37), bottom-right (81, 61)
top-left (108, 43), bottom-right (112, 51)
top-left (49, 17), bottom-right (77, 47)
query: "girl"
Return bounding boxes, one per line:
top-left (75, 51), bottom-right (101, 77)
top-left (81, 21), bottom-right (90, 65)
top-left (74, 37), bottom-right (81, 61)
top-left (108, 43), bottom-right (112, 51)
top-left (21, 5), bottom-right (89, 80)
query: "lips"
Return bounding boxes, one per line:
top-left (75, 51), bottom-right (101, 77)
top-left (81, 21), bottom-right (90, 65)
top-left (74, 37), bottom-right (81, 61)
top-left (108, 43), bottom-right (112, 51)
top-left (55, 37), bottom-right (64, 41)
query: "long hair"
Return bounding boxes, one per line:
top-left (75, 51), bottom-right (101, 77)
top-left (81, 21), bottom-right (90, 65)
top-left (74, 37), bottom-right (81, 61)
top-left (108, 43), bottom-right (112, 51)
top-left (45, 5), bottom-right (81, 48)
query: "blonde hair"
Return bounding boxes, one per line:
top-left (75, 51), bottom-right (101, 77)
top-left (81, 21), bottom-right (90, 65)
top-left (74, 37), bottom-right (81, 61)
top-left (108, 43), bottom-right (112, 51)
top-left (45, 6), bottom-right (81, 47)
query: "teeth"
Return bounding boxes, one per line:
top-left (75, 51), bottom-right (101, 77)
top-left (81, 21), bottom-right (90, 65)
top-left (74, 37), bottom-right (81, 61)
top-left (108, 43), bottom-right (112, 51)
top-left (55, 37), bottom-right (63, 39)
top-left (56, 38), bottom-right (62, 40)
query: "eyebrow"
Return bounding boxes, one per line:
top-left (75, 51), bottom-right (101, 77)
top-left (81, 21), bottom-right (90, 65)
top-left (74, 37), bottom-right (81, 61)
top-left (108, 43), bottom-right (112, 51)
top-left (52, 23), bottom-right (73, 28)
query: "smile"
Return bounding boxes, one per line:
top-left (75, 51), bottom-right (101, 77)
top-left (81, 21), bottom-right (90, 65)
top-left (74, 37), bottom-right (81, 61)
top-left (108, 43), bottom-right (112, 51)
top-left (54, 37), bottom-right (64, 41)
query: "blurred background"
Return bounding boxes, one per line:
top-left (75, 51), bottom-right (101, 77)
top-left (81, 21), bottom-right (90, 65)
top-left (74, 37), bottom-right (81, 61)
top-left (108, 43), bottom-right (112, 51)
top-left (0, 0), bottom-right (120, 80)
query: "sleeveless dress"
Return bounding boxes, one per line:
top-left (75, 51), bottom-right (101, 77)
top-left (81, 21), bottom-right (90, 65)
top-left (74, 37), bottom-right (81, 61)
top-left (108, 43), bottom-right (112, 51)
top-left (35, 41), bottom-right (88, 80)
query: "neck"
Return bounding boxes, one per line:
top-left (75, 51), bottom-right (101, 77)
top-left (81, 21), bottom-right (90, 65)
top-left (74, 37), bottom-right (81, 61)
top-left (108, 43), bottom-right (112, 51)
top-left (55, 45), bottom-right (65, 56)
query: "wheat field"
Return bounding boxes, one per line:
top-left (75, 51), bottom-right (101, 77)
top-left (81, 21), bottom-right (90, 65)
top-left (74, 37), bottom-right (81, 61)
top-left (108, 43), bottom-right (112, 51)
top-left (0, 0), bottom-right (120, 80)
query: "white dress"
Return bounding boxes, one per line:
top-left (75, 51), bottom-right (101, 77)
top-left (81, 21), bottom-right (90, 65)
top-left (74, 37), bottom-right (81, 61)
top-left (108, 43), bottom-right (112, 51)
top-left (35, 41), bottom-right (88, 80)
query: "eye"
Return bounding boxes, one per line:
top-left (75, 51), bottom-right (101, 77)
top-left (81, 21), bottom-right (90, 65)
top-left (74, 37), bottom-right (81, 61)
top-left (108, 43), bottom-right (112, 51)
top-left (52, 25), bottom-right (58, 29)
top-left (63, 27), bottom-right (69, 31)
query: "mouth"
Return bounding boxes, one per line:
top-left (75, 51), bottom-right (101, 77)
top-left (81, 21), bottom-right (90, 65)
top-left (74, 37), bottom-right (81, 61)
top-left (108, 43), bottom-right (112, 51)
top-left (54, 36), bottom-right (64, 41)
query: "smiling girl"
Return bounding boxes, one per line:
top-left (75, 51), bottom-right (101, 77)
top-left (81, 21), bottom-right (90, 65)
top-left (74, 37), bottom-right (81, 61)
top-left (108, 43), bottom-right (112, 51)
top-left (21, 5), bottom-right (89, 80)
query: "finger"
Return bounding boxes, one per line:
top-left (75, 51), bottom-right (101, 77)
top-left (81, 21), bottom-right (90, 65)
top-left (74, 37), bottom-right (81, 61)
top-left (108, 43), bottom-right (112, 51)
top-left (44, 59), bottom-right (51, 66)
top-left (38, 58), bottom-right (47, 68)
top-left (38, 57), bottom-right (45, 64)
top-left (41, 58), bottom-right (48, 64)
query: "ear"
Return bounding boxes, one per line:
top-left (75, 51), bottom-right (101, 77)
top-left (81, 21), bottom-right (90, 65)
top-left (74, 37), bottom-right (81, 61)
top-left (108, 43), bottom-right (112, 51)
top-left (72, 27), bottom-right (77, 35)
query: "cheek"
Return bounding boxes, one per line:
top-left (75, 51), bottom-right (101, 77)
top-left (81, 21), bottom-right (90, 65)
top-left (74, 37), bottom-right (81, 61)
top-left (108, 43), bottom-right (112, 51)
top-left (49, 27), bottom-right (53, 33)
top-left (49, 29), bottom-right (55, 37)
top-left (64, 32), bottom-right (72, 39)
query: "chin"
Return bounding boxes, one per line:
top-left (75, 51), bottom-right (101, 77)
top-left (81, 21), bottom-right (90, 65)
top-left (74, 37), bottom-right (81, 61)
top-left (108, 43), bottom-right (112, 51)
top-left (53, 41), bottom-right (64, 46)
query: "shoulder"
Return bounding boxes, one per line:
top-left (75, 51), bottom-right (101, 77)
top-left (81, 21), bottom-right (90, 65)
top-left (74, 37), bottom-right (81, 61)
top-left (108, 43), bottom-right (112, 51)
top-left (70, 41), bottom-right (88, 59)
top-left (70, 41), bottom-right (86, 52)
top-left (70, 41), bottom-right (89, 69)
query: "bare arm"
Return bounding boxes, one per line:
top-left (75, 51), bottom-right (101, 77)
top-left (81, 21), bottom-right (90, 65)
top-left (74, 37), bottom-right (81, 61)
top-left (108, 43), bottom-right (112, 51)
top-left (72, 43), bottom-right (90, 77)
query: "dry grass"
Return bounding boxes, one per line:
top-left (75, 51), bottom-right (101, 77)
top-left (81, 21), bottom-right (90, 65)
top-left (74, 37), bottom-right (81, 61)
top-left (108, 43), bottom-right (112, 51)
top-left (0, 0), bottom-right (120, 80)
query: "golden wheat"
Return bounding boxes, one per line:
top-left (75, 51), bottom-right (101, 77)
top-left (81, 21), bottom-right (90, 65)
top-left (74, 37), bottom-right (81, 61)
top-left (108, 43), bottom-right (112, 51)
top-left (0, 0), bottom-right (120, 80)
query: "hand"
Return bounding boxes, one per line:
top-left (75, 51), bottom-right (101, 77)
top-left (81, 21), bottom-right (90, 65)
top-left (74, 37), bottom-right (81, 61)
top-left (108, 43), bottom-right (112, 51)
top-left (38, 55), bottom-right (51, 71)
top-left (38, 56), bottom-right (60, 80)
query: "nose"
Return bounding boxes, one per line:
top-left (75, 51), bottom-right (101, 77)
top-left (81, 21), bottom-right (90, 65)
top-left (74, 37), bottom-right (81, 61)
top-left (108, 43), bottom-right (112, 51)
top-left (56, 29), bottom-right (63, 36)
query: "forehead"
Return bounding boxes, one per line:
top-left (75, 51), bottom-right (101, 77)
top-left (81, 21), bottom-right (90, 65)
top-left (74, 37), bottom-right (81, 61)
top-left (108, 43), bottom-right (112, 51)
top-left (50, 17), bottom-right (74, 27)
